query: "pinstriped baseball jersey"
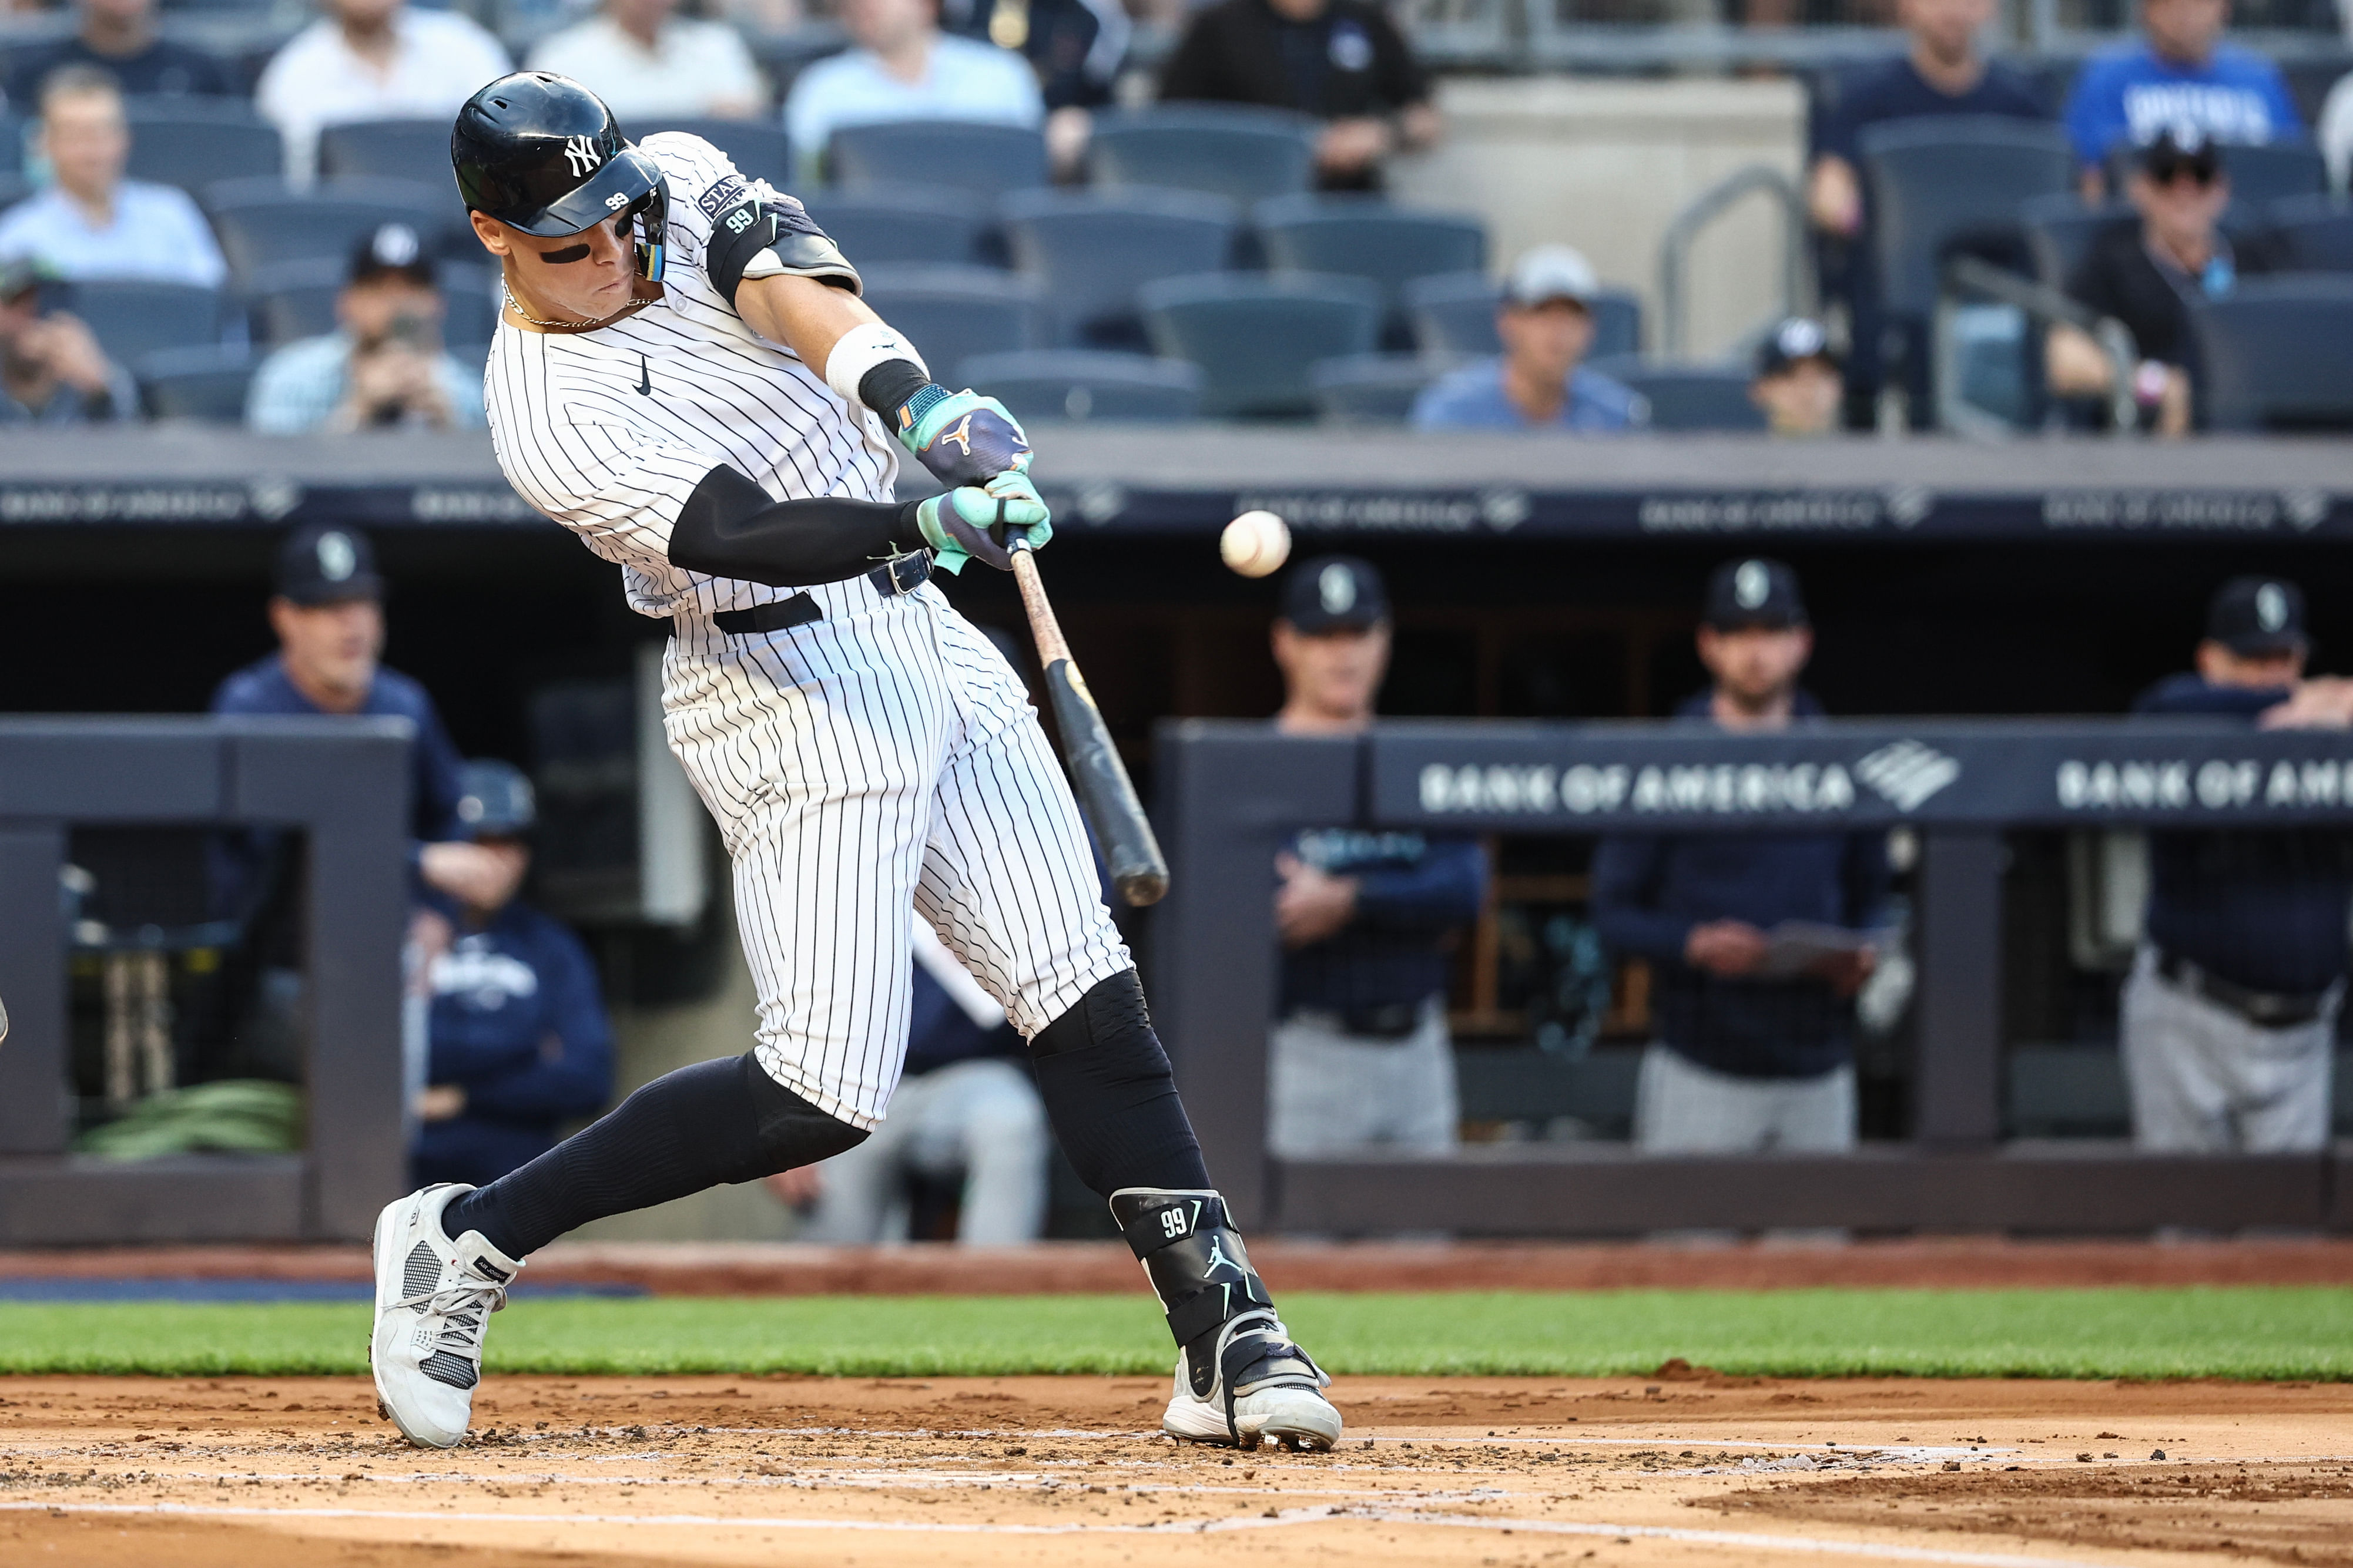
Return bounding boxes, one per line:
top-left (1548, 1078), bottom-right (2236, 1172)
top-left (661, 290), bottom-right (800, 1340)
top-left (480, 132), bottom-right (1131, 1127)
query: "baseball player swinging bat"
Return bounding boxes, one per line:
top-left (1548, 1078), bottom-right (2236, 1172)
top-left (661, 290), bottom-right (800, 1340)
top-left (1006, 535), bottom-right (1169, 906)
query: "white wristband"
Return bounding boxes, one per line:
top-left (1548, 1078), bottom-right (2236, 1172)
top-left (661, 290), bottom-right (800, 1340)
top-left (822, 320), bottom-right (929, 407)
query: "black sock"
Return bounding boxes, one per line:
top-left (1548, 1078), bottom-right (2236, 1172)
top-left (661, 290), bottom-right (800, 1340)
top-left (440, 1053), bottom-right (866, 1258)
top-left (1028, 970), bottom-right (1211, 1195)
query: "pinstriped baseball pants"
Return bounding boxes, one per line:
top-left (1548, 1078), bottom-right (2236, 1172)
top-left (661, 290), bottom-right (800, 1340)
top-left (661, 576), bottom-right (1132, 1129)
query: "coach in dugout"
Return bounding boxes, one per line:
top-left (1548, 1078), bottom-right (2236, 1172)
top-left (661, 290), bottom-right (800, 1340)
top-left (1265, 556), bottom-right (1485, 1157)
top-left (2123, 577), bottom-right (2353, 1153)
top-left (1592, 560), bottom-right (1891, 1154)
top-left (411, 761), bottom-right (615, 1188)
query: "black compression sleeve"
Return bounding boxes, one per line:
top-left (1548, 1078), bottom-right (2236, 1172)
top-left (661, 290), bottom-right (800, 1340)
top-left (857, 359), bottom-right (933, 423)
top-left (667, 462), bottom-right (923, 587)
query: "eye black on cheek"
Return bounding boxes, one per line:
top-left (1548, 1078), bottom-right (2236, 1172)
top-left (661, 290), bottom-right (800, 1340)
top-left (537, 243), bottom-right (591, 264)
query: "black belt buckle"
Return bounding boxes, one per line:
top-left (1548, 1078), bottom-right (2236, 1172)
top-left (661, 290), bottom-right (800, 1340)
top-left (713, 594), bottom-right (821, 636)
top-left (870, 552), bottom-right (930, 597)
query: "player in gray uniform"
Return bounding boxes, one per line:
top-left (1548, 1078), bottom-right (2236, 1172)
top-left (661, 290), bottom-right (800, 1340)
top-left (366, 72), bottom-right (1340, 1457)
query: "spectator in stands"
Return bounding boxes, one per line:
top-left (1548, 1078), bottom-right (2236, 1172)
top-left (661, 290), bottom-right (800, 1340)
top-left (527, 0), bottom-right (766, 123)
top-left (1806, 0), bottom-right (2046, 427)
top-left (255, 0), bottom-right (511, 184)
top-left (2122, 577), bottom-right (2353, 1154)
top-left (766, 926), bottom-right (1051, 1242)
top-left (247, 223), bottom-right (485, 435)
top-left (1412, 246), bottom-right (1644, 434)
top-left (212, 523), bottom-right (520, 909)
top-left (783, 0), bottom-right (1043, 185)
top-left (2, 0), bottom-right (230, 107)
top-left (1749, 317), bottom-right (1843, 438)
top-left (0, 69), bottom-right (226, 288)
top-left (0, 258), bottom-right (138, 424)
top-left (2062, 0), bottom-right (2300, 198)
top-left (410, 760), bottom-right (615, 1191)
top-left (940, 0), bottom-right (1127, 174)
top-left (2047, 129), bottom-right (2278, 436)
top-left (1592, 560), bottom-right (1891, 1155)
top-left (1262, 556), bottom-right (1483, 1158)
top-left (1157, 0), bottom-right (1439, 191)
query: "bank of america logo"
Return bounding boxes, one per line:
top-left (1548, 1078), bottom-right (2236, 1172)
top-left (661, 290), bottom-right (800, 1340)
top-left (1856, 740), bottom-right (1960, 811)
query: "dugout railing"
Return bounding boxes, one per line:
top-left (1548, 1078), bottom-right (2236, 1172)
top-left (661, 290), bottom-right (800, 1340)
top-left (0, 716), bottom-right (409, 1245)
top-left (1152, 718), bottom-right (2353, 1236)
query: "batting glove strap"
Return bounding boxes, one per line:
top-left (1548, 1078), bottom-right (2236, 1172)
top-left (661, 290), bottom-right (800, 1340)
top-left (1115, 1191), bottom-right (1235, 1260)
top-left (1164, 1271), bottom-right (1274, 1349)
top-left (898, 387), bottom-right (1032, 488)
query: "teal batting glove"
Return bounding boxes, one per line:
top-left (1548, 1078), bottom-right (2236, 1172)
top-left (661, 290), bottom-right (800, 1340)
top-left (915, 470), bottom-right (1052, 574)
top-left (897, 387), bottom-right (1032, 488)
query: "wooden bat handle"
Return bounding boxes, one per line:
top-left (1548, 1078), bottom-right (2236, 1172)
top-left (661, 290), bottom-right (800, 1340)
top-left (1010, 542), bottom-right (1070, 667)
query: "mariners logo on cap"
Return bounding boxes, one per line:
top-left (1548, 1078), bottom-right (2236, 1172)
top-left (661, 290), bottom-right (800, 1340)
top-left (1734, 560), bottom-right (1771, 610)
top-left (371, 223), bottom-right (421, 268)
top-left (317, 530), bottom-right (357, 583)
top-left (2257, 583), bottom-right (2288, 632)
top-left (1319, 562), bottom-right (1358, 615)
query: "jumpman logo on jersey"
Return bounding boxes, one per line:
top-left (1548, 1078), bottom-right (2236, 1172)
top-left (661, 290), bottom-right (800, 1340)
top-left (936, 415), bottom-right (975, 455)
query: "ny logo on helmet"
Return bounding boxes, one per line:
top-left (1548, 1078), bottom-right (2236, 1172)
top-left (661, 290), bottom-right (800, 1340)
top-left (564, 135), bottom-right (601, 178)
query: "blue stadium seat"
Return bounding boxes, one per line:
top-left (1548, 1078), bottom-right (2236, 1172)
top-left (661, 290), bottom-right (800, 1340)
top-left (123, 99), bottom-right (282, 197)
top-left (1858, 116), bottom-right (2073, 318)
top-left (1086, 106), bottom-right (1316, 206)
top-left (859, 263), bottom-right (1045, 381)
top-left (0, 110), bottom-right (22, 180)
top-left (1403, 270), bottom-right (1643, 359)
top-left (1000, 187), bottom-right (1239, 349)
top-left (2022, 193), bottom-right (2134, 286)
top-left (136, 344), bottom-right (256, 422)
top-left (203, 176), bottom-right (454, 284)
top-left (1254, 197), bottom-right (1487, 318)
top-left (2219, 140), bottom-right (2328, 210)
top-left (317, 117), bottom-right (453, 190)
top-left (1139, 272), bottom-right (1379, 419)
top-left (634, 119), bottom-right (793, 188)
top-left (0, 170), bottom-right (25, 214)
top-left (1586, 355), bottom-right (1764, 431)
top-left (2193, 274), bottom-right (2353, 430)
top-left (826, 120), bottom-right (1047, 198)
top-left (246, 256), bottom-right (495, 346)
top-left (1308, 352), bottom-right (1456, 424)
top-left (800, 187), bottom-right (991, 267)
top-left (956, 349), bottom-right (1204, 422)
top-left (2267, 193), bottom-right (2353, 272)
top-left (67, 280), bottom-right (230, 365)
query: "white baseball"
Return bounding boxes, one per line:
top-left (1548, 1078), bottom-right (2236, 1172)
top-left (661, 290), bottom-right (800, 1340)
top-left (1220, 510), bottom-right (1292, 578)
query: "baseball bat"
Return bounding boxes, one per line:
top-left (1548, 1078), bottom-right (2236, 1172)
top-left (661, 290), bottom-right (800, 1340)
top-left (1008, 539), bottom-right (1169, 906)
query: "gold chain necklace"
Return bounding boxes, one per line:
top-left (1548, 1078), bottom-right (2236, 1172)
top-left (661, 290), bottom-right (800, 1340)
top-left (502, 286), bottom-right (637, 333)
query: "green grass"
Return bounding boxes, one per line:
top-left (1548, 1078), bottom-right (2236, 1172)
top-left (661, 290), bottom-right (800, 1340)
top-left (1, 1288), bottom-right (2347, 1381)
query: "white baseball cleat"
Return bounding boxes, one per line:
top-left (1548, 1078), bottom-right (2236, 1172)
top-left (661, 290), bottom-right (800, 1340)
top-left (370, 1184), bottom-right (522, 1450)
top-left (1160, 1308), bottom-right (1342, 1452)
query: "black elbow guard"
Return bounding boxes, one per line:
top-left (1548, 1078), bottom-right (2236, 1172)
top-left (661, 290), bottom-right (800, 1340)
top-left (705, 194), bottom-right (860, 309)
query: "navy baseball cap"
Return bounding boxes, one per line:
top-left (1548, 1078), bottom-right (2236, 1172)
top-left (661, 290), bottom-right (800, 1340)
top-left (455, 759), bottom-right (537, 838)
top-left (274, 524), bottom-right (382, 606)
top-left (1702, 558), bottom-right (1807, 631)
top-left (2207, 576), bottom-right (2307, 656)
top-left (348, 221), bottom-right (437, 288)
top-left (1755, 317), bottom-right (1839, 380)
top-left (1279, 556), bottom-right (1389, 633)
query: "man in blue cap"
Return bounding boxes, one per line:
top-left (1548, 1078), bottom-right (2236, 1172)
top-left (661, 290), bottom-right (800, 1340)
top-left (412, 760), bottom-right (615, 1188)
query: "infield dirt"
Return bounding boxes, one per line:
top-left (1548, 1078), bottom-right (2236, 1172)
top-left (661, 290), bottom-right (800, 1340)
top-left (1, 1372), bottom-right (2347, 1567)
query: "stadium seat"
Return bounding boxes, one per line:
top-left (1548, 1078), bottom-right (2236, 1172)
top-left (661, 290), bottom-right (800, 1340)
top-left (1403, 270), bottom-right (1642, 360)
top-left (66, 280), bottom-right (230, 365)
top-left (826, 120), bottom-right (1047, 198)
top-left (1255, 197), bottom-right (1487, 314)
top-left (2221, 140), bottom-right (2328, 210)
top-left (1139, 272), bottom-right (1380, 419)
top-left (136, 344), bottom-right (256, 422)
top-left (2022, 193), bottom-right (2134, 287)
top-left (799, 187), bottom-right (992, 268)
top-left (2267, 193), bottom-right (2353, 272)
top-left (316, 117), bottom-right (454, 189)
top-left (1858, 116), bottom-right (2073, 318)
top-left (1308, 352), bottom-right (1456, 424)
top-left (203, 176), bottom-right (454, 284)
top-left (1086, 106), bottom-right (1317, 206)
top-left (956, 349), bottom-right (1204, 422)
top-left (999, 187), bottom-right (1240, 349)
top-left (2193, 274), bottom-right (2353, 430)
top-left (246, 256), bottom-right (495, 346)
top-left (1587, 355), bottom-right (1764, 431)
top-left (0, 109), bottom-right (21, 177)
top-left (858, 263), bottom-right (1045, 381)
top-left (0, 170), bottom-right (25, 214)
top-left (634, 119), bottom-right (793, 187)
top-left (122, 99), bottom-right (282, 197)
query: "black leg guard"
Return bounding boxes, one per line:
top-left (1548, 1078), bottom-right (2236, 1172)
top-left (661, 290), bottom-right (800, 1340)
top-left (441, 1052), bottom-right (867, 1259)
top-left (1028, 970), bottom-right (1209, 1195)
top-left (1111, 1187), bottom-right (1326, 1423)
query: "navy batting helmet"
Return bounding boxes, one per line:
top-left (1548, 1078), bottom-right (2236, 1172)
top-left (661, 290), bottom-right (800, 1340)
top-left (451, 72), bottom-right (668, 280)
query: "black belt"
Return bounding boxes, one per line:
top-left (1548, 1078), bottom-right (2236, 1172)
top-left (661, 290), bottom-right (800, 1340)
top-left (710, 552), bottom-right (930, 636)
top-left (2154, 949), bottom-right (2335, 1029)
top-left (1285, 1000), bottom-right (1430, 1040)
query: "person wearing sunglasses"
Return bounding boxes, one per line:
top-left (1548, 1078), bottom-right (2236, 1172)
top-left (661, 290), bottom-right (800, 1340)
top-left (2061, 0), bottom-right (2301, 200)
top-left (2046, 126), bottom-right (2281, 435)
